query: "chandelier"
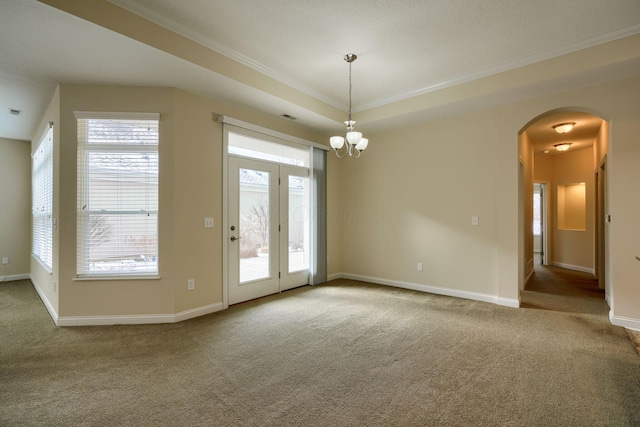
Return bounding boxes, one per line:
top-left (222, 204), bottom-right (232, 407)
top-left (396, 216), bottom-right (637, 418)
top-left (330, 53), bottom-right (369, 158)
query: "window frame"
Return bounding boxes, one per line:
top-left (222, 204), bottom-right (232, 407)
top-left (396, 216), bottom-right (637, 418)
top-left (75, 112), bottom-right (160, 279)
top-left (32, 124), bottom-right (54, 272)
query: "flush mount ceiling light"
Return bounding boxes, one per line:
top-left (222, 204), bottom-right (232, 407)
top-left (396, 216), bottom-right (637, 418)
top-left (552, 122), bottom-right (575, 134)
top-left (554, 143), bottom-right (572, 152)
top-left (330, 54), bottom-right (368, 158)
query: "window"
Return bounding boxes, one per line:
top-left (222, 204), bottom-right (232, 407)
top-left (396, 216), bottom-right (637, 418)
top-left (32, 125), bottom-right (53, 270)
top-left (228, 129), bottom-right (310, 166)
top-left (76, 112), bottom-right (159, 277)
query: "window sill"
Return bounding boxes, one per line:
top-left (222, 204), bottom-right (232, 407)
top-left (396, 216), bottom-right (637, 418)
top-left (73, 275), bottom-right (161, 282)
top-left (31, 254), bottom-right (53, 274)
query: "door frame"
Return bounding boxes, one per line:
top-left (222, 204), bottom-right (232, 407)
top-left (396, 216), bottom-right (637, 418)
top-left (534, 181), bottom-right (550, 266)
top-left (595, 156), bottom-right (607, 290)
top-left (221, 117), bottom-right (326, 308)
top-left (279, 164), bottom-right (311, 292)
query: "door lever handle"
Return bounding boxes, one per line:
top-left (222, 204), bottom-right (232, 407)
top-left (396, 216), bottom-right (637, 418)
top-left (230, 236), bottom-right (241, 242)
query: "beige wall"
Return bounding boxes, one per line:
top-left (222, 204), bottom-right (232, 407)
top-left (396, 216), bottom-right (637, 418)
top-left (0, 137), bottom-right (31, 280)
top-left (551, 147), bottom-right (595, 271)
top-left (339, 113), bottom-right (506, 300)
top-left (337, 74), bottom-right (640, 320)
top-left (326, 153), bottom-right (343, 276)
top-left (609, 88), bottom-right (640, 320)
top-left (48, 84), bottom-right (326, 319)
top-left (30, 73), bottom-right (640, 327)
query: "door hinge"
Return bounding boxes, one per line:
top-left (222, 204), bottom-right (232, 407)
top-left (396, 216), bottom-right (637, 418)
top-left (279, 225), bottom-right (281, 232)
top-left (279, 272), bottom-right (281, 279)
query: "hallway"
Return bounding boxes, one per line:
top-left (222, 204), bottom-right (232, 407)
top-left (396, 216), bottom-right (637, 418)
top-left (522, 265), bottom-right (606, 315)
top-left (522, 265), bottom-right (640, 358)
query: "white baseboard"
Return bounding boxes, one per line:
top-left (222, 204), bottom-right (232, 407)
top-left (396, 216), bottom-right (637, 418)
top-left (327, 273), bottom-right (342, 282)
top-left (174, 302), bottom-right (225, 323)
top-left (29, 274), bottom-right (59, 325)
top-left (609, 311), bottom-right (640, 331)
top-left (330, 272), bottom-right (520, 308)
top-left (551, 262), bottom-right (594, 276)
top-left (0, 273), bottom-right (30, 282)
top-left (497, 297), bottom-right (521, 308)
top-left (524, 269), bottom-right (534, 287)
top-left (605, 292), bottom-right (612, 309)
top-left (56, 302), bottom-right (225, 326)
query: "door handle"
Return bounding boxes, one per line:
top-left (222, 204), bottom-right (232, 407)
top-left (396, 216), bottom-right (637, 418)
top-left (230, 236), bottom-right (241, 242)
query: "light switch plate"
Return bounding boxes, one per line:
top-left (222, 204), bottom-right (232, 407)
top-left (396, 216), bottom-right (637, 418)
top-left (204, 218), bottom-right (214, 228)
top-left (472, 216), bottom-right (479, 226)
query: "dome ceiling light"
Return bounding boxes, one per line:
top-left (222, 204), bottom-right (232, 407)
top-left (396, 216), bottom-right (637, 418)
top-left (552, 122), bottom-right (575, 134)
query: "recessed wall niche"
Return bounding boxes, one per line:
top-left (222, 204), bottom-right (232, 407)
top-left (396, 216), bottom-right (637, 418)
top-left (557, 183), bottom-right (586, 231)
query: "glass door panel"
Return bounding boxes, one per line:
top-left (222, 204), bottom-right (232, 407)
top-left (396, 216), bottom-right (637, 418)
top-left (280, 166), bottom-right (310, 291)
top-left (239, 167), bottom-right (271, 283)
top-left (288, 175), bottom-right (309, 273)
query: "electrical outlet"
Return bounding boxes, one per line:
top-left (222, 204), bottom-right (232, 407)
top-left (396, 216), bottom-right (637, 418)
top-left (472, 216), bottom-right (479, 226)
top-left (2, 257), bottom-right (8, 265)
top-left (187, 279), bottom-right (195, 291)
top-left (417, 262), bottom-right (423, 272)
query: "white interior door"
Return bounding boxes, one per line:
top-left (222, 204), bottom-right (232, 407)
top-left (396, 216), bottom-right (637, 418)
top-left (228, 158), bottom-right (310, 304)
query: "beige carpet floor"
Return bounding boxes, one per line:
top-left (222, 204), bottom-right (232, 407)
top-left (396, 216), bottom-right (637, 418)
top-left (628, 329), bottom-right (640, 357)
top-left (1, 267), bottom-right (639, 426)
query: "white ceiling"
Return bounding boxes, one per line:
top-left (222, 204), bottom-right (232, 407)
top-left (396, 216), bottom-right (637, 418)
top-left (1, 0), bottom-right (640, 144)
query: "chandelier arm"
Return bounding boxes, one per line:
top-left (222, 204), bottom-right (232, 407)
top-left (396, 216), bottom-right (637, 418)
top-left (334, 146), bottom-right (349, 159)
top-left (352, 148), bottom-right (361, 159)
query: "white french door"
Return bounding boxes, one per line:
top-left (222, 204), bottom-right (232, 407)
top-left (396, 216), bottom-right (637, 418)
top-left (228, 157), bottom-right (310, 304)
top-left (279, 165), bottom-right (311, 291)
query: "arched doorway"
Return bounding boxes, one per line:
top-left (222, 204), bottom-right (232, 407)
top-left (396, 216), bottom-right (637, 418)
top-left (518, 107), bottom-right (611, 306)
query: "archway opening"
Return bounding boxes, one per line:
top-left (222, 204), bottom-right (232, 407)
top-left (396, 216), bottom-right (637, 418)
top-left (518, 107), bottom-right (610, 309)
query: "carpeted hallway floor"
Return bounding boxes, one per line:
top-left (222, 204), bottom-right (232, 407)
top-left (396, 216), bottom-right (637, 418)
top-left (1, 267), bottom-right (639, 426)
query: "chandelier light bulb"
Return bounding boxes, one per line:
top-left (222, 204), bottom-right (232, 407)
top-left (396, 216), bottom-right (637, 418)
top-left (346, 131), bottom-right (362, 145)
top-left (330, 136), bottom-right (345, 149)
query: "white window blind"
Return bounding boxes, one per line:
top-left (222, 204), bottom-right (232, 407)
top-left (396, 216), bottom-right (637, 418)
top-left (32, 125), bottom-right (53, 270)
top-left (76, 113), bottom-right (159, 277)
